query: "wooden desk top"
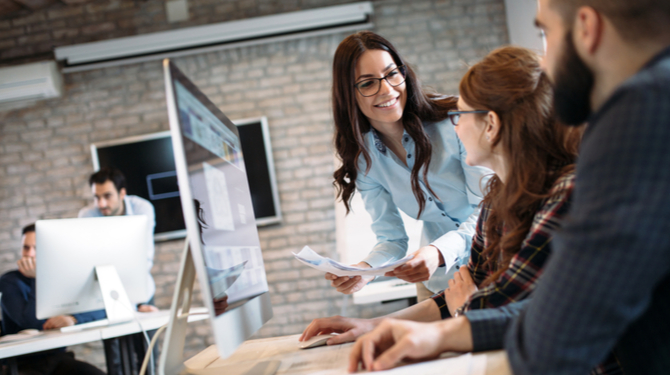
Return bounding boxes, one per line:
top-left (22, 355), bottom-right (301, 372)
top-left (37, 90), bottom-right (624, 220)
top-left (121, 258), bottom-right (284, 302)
top-left (184, 334), bottom-right (513, 375)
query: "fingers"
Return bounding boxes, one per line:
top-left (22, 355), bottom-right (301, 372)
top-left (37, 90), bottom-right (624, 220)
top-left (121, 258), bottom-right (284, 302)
top-left (453, 268), bottom-right (464, 281)
top-left (336, 276), bottom-right (362, 293)
top-left (362, 334), bottom-right (377, 371)
top-left (300, 316), bottom-right (347, 341)
top-left (348, 337), bottom-right (364, 372)
top-left (372, 337), bottom-right (410, 371)
top-left (327, 329), bottom-right (357, 345)
top-left (459, 267), bottom-right (474, 283)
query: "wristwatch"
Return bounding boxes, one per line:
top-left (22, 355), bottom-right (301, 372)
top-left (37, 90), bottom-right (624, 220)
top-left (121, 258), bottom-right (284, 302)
top-left (453, 305), bottom-right (465, 318)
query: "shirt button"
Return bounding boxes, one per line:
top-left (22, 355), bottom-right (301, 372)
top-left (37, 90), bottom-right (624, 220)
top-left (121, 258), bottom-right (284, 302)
top-left (407, 154), bottom-right (412, 159)
top-left (455, 223), bottom-right (460, 228)
top-left (441, 213), bottom-right (446, 216)
top-left (428, 197), bottom-right (433, 201)
top-left (403, 136), bottom-right (409, 142)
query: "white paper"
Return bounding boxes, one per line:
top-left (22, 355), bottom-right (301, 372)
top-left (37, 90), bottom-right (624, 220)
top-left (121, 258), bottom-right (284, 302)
top-left (293, 246), bottom-right (413, 277)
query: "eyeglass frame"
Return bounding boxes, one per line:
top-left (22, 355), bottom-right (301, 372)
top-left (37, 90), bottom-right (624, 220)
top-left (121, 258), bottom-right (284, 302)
top-left (447, 110), bottom-right (489, 126)
top-left (354, 65), bottom-right (407, 97)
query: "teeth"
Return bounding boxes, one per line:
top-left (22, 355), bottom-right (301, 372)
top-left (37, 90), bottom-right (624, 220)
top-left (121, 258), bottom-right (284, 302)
top-left (377, 98), bottom-right (396, 108)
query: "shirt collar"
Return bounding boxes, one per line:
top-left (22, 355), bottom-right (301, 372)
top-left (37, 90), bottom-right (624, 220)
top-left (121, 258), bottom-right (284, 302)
top-left (370, 128), bottom-right (412, 155)
top-left (371, 128), bottom-right (387, 155)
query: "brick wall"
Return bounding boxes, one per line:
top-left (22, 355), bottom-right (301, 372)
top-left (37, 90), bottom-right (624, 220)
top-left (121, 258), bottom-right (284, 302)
top-left (0, 0), bottom-right (508, 369)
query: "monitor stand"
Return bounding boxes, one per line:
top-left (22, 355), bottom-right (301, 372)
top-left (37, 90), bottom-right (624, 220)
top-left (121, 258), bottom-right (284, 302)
top-left (60, 265), bottom-right (136, 333)
top-left (158, 239), bottom-right (279, 375)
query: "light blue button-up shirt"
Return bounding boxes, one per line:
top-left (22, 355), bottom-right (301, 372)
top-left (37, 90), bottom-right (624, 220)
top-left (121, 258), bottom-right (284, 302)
top-left (78, 195), bottom-right (156, 301)
top-left (357, 119), bottom-right (492, 292)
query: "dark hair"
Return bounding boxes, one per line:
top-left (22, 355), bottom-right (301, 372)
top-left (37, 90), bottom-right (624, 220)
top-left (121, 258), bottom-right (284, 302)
top-left (89, 167), bottom-right (126, 192)
top-left (332, 31), bottom-right (457, 217)
top-left (22, 223), bottom-right (36, 235)
top-left (459, 46), bottom-right (582, 286)
top-left (549, 0), bottom-right (670, 41)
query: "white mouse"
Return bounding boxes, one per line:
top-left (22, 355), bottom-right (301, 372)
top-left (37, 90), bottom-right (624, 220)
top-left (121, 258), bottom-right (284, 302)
top-left (299, 333), bottom-right (338, 349)
top-left (18, 329), bottom-right (40, 336)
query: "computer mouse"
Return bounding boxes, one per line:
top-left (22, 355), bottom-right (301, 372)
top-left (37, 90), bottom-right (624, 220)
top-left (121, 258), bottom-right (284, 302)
top-left (299, 333), bottom-right (338, 349)
top-left (18, 329), bottom-right (40, 336)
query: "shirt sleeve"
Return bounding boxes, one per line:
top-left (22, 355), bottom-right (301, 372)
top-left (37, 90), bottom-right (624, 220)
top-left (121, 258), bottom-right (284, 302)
top-left (0, 273), bottom-right (46, 330)
top-left (72, 309), bottom-right (107, 324)
top-left (464, 175), bottom-right (574, 311)
top-left (430, 137), bottom-right (492, 272)
top-left (431, 208), bottom-right (487, 319)
top-left (465, 300), bottom-right (529, 352)
top-left (356, 171), bottom-right (409, 267)
top-left (505, 85), bottom-right (670, 374)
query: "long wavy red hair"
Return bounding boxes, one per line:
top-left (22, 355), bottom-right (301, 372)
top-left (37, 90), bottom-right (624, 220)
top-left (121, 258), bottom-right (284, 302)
top-left (459, 46), bottom-right (582, 285)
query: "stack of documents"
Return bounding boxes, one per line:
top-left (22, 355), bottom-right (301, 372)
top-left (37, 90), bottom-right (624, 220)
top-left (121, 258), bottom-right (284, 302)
top-left (293, 246), bottom-right (413, 277)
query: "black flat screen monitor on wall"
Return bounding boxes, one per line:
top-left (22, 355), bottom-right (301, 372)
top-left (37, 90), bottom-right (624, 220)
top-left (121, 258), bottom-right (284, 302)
top-left (90, 117), bottom-right (282, 241)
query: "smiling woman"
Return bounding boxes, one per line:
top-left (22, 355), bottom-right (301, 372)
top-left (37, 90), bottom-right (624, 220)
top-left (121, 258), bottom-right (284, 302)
top-left (327, 31), bottom-right (491, 300)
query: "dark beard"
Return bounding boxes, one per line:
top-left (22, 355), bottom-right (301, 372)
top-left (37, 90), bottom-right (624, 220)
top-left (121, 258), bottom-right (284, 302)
top-left (552, 31), bottom-right (594, 126)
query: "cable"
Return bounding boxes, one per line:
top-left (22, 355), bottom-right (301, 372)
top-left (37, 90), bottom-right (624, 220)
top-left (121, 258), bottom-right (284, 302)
top-left (138, 311), bottom-right (210, 375)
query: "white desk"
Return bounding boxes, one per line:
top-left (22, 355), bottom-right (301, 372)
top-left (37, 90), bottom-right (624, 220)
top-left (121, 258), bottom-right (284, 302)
top-left (184, 334), bottom-right (512, 375)
top-left (0, 308), bottom-right (208, 373)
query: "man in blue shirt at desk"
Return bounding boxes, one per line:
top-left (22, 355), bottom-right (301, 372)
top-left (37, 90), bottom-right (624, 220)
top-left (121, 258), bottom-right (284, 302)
top-left (0, 224), bottom-right (105, 375)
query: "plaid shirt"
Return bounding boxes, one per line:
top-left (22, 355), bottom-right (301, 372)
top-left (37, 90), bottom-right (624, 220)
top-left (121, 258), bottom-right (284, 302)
top-left (432, 172), bottom-right (575, 317)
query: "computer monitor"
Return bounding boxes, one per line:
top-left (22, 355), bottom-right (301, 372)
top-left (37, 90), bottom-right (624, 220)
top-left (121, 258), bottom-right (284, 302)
top-left (159, 59), bottom-right (273, 373)
top-left (35, 216), bottom-right (150, 320)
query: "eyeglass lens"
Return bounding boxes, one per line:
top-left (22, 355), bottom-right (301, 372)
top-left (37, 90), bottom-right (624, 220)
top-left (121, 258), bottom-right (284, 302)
top-left (356, 68), bottom-right (405, 97)
top-left (449, 113), bottom-right (460, 126)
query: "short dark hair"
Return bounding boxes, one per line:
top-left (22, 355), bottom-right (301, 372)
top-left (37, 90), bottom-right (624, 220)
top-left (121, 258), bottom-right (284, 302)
top-left (550, 0), bottom-right (670, 41)
top-left (22, 223), bottom-right (35, 235)
top-left (89, 167), bottom-right (126, 192)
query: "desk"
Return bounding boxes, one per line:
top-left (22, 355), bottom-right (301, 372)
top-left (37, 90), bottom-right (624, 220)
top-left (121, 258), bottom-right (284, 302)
top-left (184, 334), bottom-right (512, 375)
top-left (0, 309), bottom-right (208, 373)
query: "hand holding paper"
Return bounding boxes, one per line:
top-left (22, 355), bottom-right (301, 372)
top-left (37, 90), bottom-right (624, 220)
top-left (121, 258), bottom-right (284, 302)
top-left (293, 246), bottom-right (413, 277)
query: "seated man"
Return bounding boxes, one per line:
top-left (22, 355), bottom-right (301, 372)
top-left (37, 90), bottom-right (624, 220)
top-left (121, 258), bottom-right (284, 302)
top-left (0, 224), bottom-right (105, 375)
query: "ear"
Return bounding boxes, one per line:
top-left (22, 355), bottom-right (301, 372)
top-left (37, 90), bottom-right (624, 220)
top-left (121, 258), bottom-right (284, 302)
top-left (484, 111), bottom-right (501, 144)
top-left (573, 6), bottom-right (603, 56)
top-left (119, 187), bottom-right (127, 200)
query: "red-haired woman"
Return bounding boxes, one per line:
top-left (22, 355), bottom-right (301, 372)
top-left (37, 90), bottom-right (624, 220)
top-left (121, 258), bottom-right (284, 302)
top-left (328, 31), bottom-right (491, 300)
top-left (302, 45), bottom-right (595, 368)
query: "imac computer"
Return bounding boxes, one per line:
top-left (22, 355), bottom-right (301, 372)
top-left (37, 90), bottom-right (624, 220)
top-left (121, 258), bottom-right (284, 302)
top-left (159, 59), bottom-right (273, 375)
top-left (35, 215), bottom-right (150, 326)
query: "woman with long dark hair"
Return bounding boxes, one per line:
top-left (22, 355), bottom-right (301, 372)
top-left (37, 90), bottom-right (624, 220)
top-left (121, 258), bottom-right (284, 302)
top-left (301, 46), bottom-right (601, 371)
top-left (329, 31), bottom-right (491, 299)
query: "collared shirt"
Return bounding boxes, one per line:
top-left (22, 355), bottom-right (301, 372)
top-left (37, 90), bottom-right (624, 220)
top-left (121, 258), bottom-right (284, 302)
top-left (432, 172), bottom-right (575, 318)
top-left (356, 119), bottom-right (492, 292)
top-left (78, 195), bottom-right (156, 300)
top-left (465, 46), bottom-right (670, 375)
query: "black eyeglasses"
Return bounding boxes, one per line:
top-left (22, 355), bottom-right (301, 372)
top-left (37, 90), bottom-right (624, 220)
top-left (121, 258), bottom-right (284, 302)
top-left (354, 66), bottom-right (407, 97)
top-left (447, 110), bottom-right (489, 126)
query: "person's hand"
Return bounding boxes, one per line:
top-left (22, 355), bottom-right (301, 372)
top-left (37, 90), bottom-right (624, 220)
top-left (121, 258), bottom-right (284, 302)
top-left (443, 266), bottom-right (478, 316)
top-left (299, 315), bottom-right (379, 345)
top-left (326, 262), bottom-right (373, 294)
top-left (348, 317), bottom-right (474, 372)
top-left (384, 246), bottom-right (444, 283)
top-left (43, 315), bottom-right (76, 330)
top-left (138, 304), bottom-right (159, 313)
top-left (213, 296), bottom-right (229, 316)
top-left (17, 257), bottom-right (36, 278)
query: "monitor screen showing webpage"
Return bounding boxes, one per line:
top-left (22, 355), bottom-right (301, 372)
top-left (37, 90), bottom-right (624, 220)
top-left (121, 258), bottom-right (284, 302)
top-left (164, 59), bottom-right (273, 361)
top-left (174, 79), bottom-right (269, 308)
